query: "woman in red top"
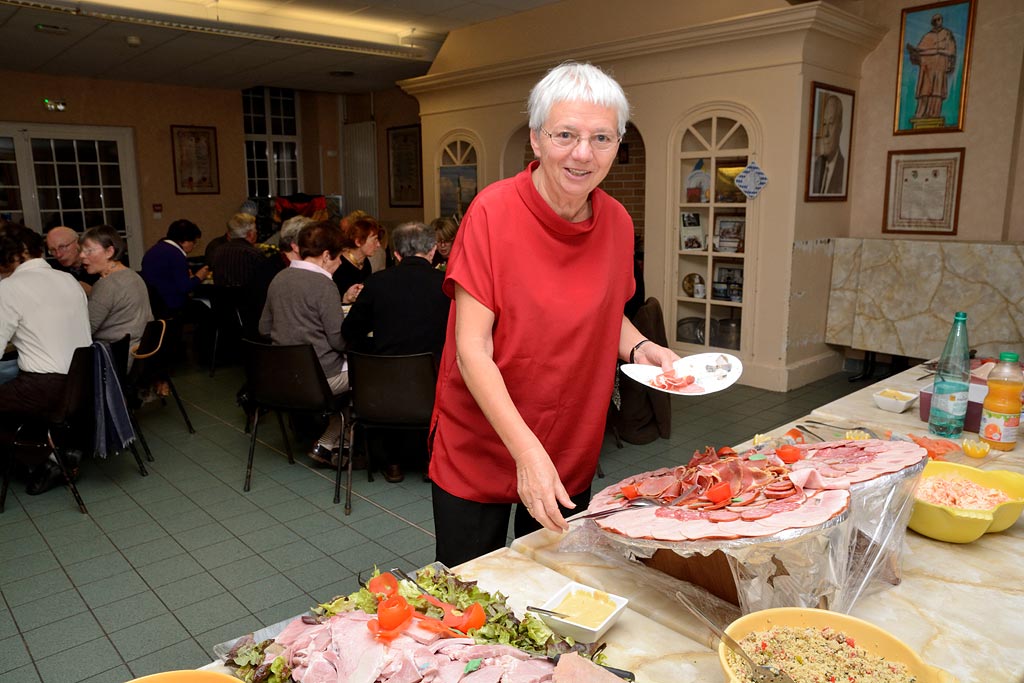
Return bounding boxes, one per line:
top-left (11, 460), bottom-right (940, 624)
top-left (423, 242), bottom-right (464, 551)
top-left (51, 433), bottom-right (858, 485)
top-left (430, 62), bottom-right (678, 566)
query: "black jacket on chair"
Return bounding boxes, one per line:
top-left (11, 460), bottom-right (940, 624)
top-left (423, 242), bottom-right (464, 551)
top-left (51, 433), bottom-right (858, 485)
top-left (612, 297), bottom-right (672, 444)
top-left (341, 256), bottom-right (449, 362)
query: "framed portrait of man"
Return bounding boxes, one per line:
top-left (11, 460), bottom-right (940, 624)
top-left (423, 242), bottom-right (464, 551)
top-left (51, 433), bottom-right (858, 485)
top-left (805, 82), bottom-right (855, 202)
top-left (894, 0), bottom-right (975, 134)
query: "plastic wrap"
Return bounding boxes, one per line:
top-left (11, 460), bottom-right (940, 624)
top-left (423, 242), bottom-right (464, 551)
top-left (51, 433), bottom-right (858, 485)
top-left (833, 455), bottom-right (927, 612)
top-left (566, 453), bottom-right (928, 616)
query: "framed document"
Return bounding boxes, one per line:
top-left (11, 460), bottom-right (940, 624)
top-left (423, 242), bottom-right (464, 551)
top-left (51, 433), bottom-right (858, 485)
top-left (387, 125), bottom-right (423, 207)
top-left (171, 125), bottom-right (219, 195)
top-left (882, 148), bottom-right (965, 235)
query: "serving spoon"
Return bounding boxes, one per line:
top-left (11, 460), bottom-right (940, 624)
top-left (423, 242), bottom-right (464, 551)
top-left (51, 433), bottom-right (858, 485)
top-left (674, 591), bottom-right (795, 683)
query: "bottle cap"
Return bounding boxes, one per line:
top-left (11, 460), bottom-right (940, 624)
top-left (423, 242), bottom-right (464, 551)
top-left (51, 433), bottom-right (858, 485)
top-left (999, 352), bottom-right (1019, 363)
top-left (954, 312), bottom-right (967, 321)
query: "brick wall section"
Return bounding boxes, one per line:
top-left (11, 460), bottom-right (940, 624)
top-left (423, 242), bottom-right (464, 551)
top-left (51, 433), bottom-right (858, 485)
top-left (521, 123), bottom-right (646, 247)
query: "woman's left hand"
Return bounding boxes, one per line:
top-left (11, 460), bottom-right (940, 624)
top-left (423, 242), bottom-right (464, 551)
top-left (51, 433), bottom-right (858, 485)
top-left (515, 445), bottom-right (574, 533)
top-left (635, 341), bottom-right (679, 373)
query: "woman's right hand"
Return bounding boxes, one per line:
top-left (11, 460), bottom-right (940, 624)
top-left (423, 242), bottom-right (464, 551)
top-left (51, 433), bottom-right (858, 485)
top-left (194, 265), bottom-right (210, 281)
top-left (515, 445), bottom-right (575, 533)
top-left (342, 283), bottom-right (363, 304)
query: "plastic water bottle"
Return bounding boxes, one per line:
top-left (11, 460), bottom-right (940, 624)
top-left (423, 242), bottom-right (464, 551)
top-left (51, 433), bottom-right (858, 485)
top-left (928, 312), bottom-right (970, 438)
top-left (979, 352), bottom-right (1023, 451)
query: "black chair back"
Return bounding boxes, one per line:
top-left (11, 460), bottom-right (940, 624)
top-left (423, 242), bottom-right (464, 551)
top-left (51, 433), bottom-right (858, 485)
top-left (109, 334), bottom-right (131, 384)
top-left (242, 340), bottom-right (333, 412)
top-left (347, 351), bottom-right (436, 425)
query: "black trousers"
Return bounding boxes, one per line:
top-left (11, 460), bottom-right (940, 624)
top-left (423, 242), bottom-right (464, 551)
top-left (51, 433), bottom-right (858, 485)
top-left (432, 482), bottom-right (591, 568)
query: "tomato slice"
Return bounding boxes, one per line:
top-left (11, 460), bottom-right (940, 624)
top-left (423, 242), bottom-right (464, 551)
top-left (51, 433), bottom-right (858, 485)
top-left (461, 602), bottom-right (486, 631)
top-left (620, 483), bottom-right (641, 499)
top-left (367, 572), bottom-right (399, 599)
top-left (705, 481), bottom-right (732, 503)
top-left (716, 446), bottom-right (737, 457)
top-left (377, 595), bottom-right (413, 630)
top-left (784, 428), bottom-right (806, 445)
top-left (775, 445), bottom-right (801, 464)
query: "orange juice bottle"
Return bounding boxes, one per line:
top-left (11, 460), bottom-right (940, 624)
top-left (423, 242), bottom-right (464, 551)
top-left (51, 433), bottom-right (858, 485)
top-left (979, 352), bottom-right (1022, 451)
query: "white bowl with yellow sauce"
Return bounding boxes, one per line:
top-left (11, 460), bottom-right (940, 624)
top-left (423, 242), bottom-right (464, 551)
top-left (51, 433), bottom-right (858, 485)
top-left (872, 388), bottom-right (918, 413)
top-left (538, 581), bottom-right (628, 643)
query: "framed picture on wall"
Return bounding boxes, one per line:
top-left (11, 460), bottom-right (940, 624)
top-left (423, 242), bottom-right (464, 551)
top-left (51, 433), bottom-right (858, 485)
top-left (387, 125), bottom-right (423, 207)
top-left (170, 125), bottom-right (219, 194)
top-left (805, 82), bottom-right (855, 202)
top-left (894, 0), bottom-right (975, 134)
top-left (882, 147), bottom-right (964, 235)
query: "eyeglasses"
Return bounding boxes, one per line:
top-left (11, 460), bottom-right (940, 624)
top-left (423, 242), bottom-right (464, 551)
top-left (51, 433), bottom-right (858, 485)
top-left (541, 128), bottom-right (621, 152)
top-left (49, 240), bottom-right (77, 254)
top-left (80, 246), bottom-right (104, 256)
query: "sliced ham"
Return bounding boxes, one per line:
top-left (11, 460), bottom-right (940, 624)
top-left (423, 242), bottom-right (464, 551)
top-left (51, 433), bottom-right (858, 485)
top-left (552, 652), bottom-right (623, 683)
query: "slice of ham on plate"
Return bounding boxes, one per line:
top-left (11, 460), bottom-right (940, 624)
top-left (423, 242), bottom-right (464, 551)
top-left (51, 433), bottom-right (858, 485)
top-left (621, 352), bottom-right (742, 396)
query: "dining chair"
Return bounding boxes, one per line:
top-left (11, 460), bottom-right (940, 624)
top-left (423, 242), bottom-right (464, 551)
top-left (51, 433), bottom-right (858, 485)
top-left (109, 334), bottom-right (155, 463)
top-left (346, 351), bottom-right (437, 489)
top-left (2, 346), bottom-right (94, 513)
top-left (240, 340), bottom-right (351, 507)
top-left (132, 319), bottom-right (195, 434)
top-left (207, 285), bottom-right (246, 377)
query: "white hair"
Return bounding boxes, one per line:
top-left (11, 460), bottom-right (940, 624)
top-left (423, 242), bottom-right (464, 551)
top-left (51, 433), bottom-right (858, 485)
top-left (227, 212), bottom-right (256, 239)
top-left (280, 215), bottom-right (314, 248)
top-left (527, 61), bottom-right (630, 135)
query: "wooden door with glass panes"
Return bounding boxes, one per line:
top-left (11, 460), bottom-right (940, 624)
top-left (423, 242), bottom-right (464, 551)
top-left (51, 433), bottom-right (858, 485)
top-left (673, 115), bottom-right (750, 355)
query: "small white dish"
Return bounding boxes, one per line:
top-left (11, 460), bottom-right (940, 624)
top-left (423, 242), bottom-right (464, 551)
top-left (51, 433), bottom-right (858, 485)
top-left (538, 581), bottom-right (628, 644)
top-left (621, 352), bottom-right (742, 396)
top-left (872, 388), bottom-right (918, 413)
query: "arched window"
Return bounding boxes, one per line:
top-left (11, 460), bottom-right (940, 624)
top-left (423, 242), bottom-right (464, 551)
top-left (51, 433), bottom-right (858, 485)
top-left (439, 138), bottom-right (478, 220)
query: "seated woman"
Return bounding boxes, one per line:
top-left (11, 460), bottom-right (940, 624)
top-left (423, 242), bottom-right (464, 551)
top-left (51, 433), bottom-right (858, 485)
top-left (79, 225), bottom-right (153, 370)
top-left (333, 213), bottom-right (382, 304)
top-left (260, 221), bottom-right (349, 466)
top-left (431, 216), bottom-right (459, 269)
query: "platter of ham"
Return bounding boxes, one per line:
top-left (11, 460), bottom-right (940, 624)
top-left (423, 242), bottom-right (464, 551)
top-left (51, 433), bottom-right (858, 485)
top-left (585, 439), bottom-right (927, 544)
top-left (620, 353), bottom-right (741, 396)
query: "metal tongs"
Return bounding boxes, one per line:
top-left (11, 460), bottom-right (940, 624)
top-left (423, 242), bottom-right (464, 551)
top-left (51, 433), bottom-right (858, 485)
top-left (674, 591), bottom-right (795, 683)
top-left (572, 484), bottom-right (699, 522)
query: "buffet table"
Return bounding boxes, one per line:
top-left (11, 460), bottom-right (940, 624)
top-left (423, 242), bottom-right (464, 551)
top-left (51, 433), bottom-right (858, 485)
top-left (203, 365), bottom-right (1020, 682)
top-left (511, 363), bottom-right (1022, 682)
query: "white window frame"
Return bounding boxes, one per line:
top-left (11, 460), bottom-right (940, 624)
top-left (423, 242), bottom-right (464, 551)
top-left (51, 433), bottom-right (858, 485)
top-left (0, 122), bottom-right (144, 266)
top-left (243, 87), bottom-right (303, 198)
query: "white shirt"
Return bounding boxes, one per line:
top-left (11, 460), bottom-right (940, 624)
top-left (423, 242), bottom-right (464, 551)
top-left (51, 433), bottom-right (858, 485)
top-left (0, 259), bottom-right (92, 374)
top-left (290, 259), bottom-right (333, 280)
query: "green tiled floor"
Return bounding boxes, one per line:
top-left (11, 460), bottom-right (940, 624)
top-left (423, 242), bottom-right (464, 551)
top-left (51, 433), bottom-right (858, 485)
top-left (0, 360), bottom-right (867, 682)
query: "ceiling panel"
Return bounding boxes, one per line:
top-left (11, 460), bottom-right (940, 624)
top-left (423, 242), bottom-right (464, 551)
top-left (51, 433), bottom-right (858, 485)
top-left (0, 0), bottom-right (565, 93)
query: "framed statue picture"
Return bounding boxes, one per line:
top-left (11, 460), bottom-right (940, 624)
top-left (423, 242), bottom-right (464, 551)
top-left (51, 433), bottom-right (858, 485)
top-left (894, 0), bottom-right (976, 134)
top-left (882, 148), bottom-right (964, 235)
top-left (805, 82), bottom-right (855, 202)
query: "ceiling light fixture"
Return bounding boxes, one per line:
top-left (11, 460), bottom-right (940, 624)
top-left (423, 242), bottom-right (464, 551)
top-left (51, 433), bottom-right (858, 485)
top-left (126, 35), bottom-right (142, 47)
top-left (8, 1), bottom-right (435, 61)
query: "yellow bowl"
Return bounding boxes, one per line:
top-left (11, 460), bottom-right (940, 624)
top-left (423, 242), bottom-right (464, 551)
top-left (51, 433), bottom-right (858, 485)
top-left (128, 672), bottom-right (239, 683)
top-left (908, 461), bottom-right (1024, 543)
top-left (719, 607), bottom-right (954, 683)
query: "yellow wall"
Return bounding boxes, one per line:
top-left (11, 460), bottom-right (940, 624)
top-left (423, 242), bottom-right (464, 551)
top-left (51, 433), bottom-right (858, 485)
top-left (0, 70), bottom-right (244, 251)
top-left (403, 0), bottom-right (1024, 390)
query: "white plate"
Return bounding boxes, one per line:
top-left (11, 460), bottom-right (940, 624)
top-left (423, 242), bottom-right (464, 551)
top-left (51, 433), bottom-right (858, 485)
top-left (621, 352), bottom-right (742, 396)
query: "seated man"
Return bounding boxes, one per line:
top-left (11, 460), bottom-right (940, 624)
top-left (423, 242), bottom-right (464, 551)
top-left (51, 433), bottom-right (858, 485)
top-left (209, 212), bottom-right (278, 334)
top-left (209, 213), bottom-right (264, 288)
top-left (45, 226), bottom-right (99, 292)
top-left (0, 223), bottom-right (92, 494)
top-left (341, 221), bottom-right (449, 482)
